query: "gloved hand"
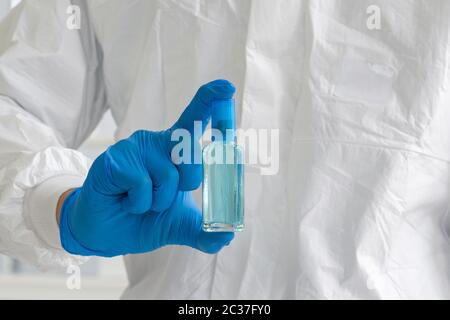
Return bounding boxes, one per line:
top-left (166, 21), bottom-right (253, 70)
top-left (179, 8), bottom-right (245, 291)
top-left (59, 80), bottom-right (236, 257)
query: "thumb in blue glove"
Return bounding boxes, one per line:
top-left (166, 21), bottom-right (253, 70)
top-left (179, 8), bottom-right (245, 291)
top-left (59, 80), bottom-right (236, 257)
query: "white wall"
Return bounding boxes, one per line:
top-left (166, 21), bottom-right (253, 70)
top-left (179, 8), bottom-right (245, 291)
top-left (0, 0), bottom-right (11, 20)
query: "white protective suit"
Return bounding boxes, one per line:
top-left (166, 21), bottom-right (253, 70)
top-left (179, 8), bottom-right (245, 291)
top-left (0, 0), bottom-right (450, 299)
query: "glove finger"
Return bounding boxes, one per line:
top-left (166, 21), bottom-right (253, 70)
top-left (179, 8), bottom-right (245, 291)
top-left (167, 193), bottom-right (235, 253)
top-left (171, 80), bottom-right (236, 136)
top-left (195, 230), bottom-right (235, 254)
top-left (121, 176), bottom-right (153, 215)
top-left (129, 130), bottom-right (180, 212)
top-left (149, 158), bottom-right (179, 212)
top-left (105, 140), bottom-right (154, 214)
top-left (169, 80), bottom-right (236, 191)
top-left (138, 192), bottom-right (234, 253)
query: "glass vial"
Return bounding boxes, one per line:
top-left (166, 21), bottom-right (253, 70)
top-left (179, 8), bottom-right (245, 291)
top-left (202, 99), bottom-right (244, 232)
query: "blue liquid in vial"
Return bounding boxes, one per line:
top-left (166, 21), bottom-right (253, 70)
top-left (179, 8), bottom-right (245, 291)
top-left (202, 141), bottom-right (244, 232)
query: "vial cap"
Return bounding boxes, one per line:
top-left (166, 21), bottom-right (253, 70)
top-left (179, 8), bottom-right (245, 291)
top-left (211, 99), bottom-right (236, 142)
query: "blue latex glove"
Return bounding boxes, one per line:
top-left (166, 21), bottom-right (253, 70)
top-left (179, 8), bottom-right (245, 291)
top-left (59, 80), bottom-right (236, 257)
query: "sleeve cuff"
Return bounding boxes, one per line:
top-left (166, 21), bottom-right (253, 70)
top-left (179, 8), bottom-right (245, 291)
top-left (24, 175), bottom-right (86, 250)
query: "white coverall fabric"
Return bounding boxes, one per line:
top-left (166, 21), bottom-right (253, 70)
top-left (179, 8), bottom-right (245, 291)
top-left (0, 0), bottom-right (449, 299)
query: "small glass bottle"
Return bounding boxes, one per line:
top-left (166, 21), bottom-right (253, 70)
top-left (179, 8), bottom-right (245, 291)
top-left (202, 99), bottom-right (244, 232)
